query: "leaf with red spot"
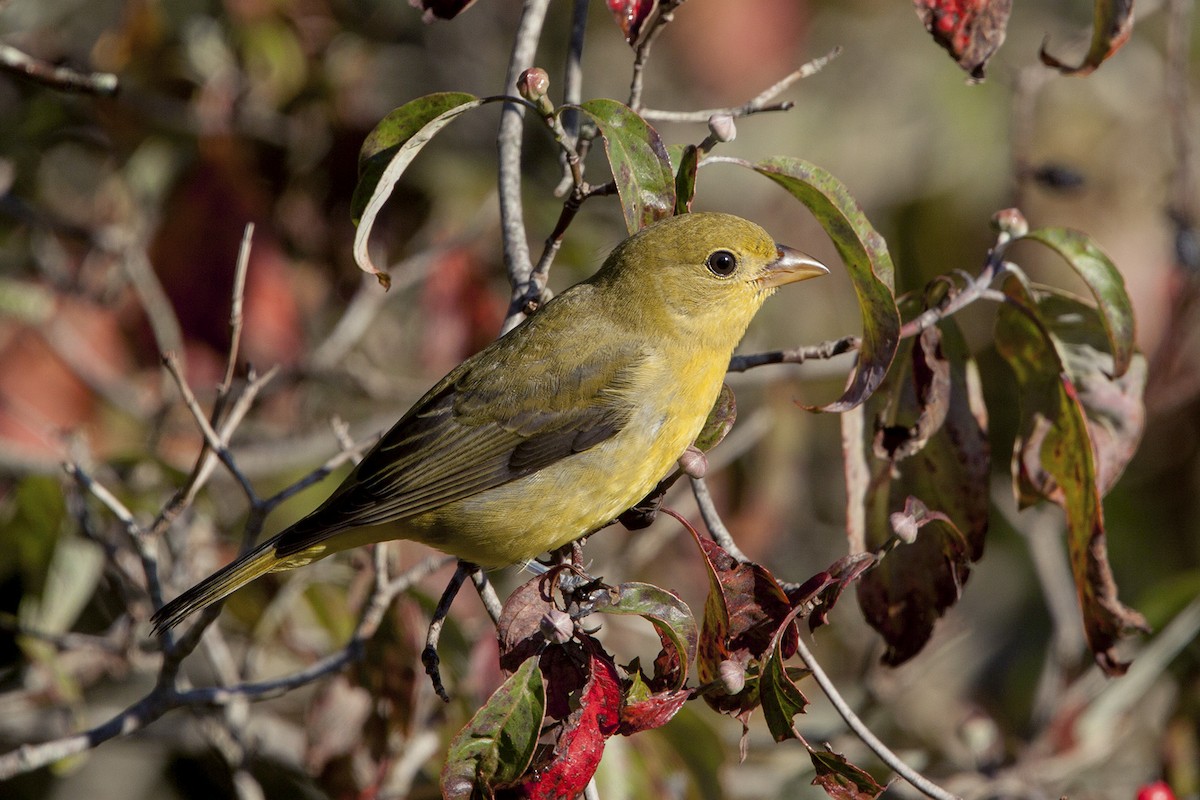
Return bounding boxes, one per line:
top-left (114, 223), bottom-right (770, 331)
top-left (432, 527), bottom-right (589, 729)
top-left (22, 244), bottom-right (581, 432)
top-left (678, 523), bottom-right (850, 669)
top-left (1040, 0), bottom-right (1134, 76)
top-left (995, 272), bottom-right (1148, 675)
top-left (521, 649), bottom-right (622, 800)
top-left (808, 744), bottom-right (886, 800)
top-left (914, 0), bottom-right (1013, 81)
top-left (441, 655), bottom-right (545, 800)
top-left (606, 0), bottom-right (658, 45)
top-left (576, 99), bottom-right (675, 233)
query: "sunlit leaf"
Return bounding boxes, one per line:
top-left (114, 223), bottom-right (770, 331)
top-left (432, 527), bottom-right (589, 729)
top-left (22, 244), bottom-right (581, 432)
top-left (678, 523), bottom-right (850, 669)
top-left (1040, 0), bottom-right (1134, 76)
top-left (441, 655), bottom-right (545, 799)
top-left (596, 581), bottom-right (698, 689)
top-left (1019, 227), bottom-right (1135, 377)
top-left (523, 649), bottom-right (621, 799)
top-left (748, 156), bottom-right (901, 412)
top-left (577, 99), bottom-right (675, 232)
top-left (352, 92), bottom-right (488, 287)
top-left (995, 272), bottom-right (1148, 675)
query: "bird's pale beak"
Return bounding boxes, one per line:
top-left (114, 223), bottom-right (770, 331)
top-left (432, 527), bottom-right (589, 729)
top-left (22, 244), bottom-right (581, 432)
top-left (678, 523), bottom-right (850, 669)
top-left (757, 244), bottom-right (828, 288)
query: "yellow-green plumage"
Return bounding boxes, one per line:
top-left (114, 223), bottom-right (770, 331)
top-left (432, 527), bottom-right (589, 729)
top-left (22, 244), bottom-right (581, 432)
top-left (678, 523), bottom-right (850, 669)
top-left (151, 212), bottom-right (826, 633)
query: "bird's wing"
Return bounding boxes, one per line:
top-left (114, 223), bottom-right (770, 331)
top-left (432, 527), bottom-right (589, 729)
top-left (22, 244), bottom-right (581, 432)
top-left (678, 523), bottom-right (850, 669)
top-left (273, 333), bottom-right (643, 557)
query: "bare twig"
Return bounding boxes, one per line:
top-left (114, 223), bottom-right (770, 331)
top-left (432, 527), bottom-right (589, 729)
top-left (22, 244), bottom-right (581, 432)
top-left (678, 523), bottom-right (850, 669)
top-left (728, 335), bottom-right (859, 373)
top-left (0, 43), bottom-right (118, 95)
top-left (640, 47), bottom-right (843, 123)
top-left (690, 476), bottom-right (751, 563)
top-left (498, 0), bottom-right (552, 331)
top-left (793, 634), bottom-right (962, 800)
top-left (470, 569), bottom-right (504, 626)
top-left (627, 0), bottom-right (686, 112)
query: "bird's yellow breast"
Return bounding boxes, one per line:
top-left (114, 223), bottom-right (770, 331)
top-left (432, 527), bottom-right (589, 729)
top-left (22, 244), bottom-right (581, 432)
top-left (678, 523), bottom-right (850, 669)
top-left (403, 345), bottom-right (729, 567)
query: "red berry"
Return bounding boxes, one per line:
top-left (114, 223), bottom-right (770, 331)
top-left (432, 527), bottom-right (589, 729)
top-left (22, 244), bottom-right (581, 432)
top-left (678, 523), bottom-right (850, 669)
top-left (1137, 781), bottom-right (1176, 800)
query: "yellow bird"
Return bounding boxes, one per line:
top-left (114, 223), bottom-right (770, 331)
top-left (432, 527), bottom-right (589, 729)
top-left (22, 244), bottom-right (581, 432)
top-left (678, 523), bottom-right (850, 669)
top-left (151, 212), bottom-right (826, 633)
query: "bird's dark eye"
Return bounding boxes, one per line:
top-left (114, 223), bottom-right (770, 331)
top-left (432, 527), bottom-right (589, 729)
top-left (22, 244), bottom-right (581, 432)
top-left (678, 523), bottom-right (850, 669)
top-left (706, 250), bottom-right (737, 277)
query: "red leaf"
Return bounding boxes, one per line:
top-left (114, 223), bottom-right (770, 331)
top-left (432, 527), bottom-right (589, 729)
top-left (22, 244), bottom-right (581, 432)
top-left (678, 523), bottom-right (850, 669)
top-left (521, 650), bottom-right (622, 799)
top-left (618, 689), bottom-right (691, 735)
top-left (681, 522), bottom-right (797, 717)
top-left (913, 0), bottom-right (1013, 81)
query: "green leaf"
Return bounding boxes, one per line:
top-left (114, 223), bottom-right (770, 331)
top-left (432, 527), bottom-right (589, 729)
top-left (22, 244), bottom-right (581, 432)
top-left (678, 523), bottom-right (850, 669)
top-left (759, 605), bottom-right (810, 742)
top-left (576, 99), bottom-right (675, 232)
top-left (692, 383), bottom-right (736, 453)
top-left (352, 92), bottom-right (486, 288)
top-left (1040, 0), bottom-right (1134, 76)
top-left (441, 654), bottom-right (545, 799)
top-left (995, 272), bottom-right (1148, 675)
top-left (749, 156), bottom-right (901, 411)
top-left (1019, 227), bottom-right (1134, 377)
top-left (673, 143), bottom-right (699, 215)
top-left (597, 581), bottom-right (698, 689)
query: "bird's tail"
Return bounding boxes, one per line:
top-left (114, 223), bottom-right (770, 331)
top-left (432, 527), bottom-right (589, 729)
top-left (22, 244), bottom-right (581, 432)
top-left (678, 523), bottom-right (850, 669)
top-left (150, 535), bottom-right (284, 635)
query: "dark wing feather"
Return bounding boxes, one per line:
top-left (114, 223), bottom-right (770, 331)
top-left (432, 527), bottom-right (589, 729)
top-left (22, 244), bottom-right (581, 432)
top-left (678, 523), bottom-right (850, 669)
top-left (275, 329), bottom-right (642, 558)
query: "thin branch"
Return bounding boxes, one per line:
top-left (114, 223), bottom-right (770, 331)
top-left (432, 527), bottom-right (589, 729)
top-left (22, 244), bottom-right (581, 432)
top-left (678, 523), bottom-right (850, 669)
top-left (627, 1), bottom-right (686, 112)
top-left (793, 634), bottom-right (962, 800)
top-left (728, 335), bottom-right (858, 373)
top-left (470, 569), bottom-right (504, 626)
top-left (690, 476), bottom-right (750, 563)
top-left (640, 47), bottom-right (843, 123)
top-left (220, 223), bottom-right (254, 395)
top-left (498, 0), bottom-right (552, 330)
top-left (0, 43), bottom-right (118, 95)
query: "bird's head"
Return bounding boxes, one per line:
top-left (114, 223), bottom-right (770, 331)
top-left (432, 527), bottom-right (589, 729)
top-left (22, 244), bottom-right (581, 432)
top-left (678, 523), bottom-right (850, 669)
top-left (592, 212), bottom-right (828, 350)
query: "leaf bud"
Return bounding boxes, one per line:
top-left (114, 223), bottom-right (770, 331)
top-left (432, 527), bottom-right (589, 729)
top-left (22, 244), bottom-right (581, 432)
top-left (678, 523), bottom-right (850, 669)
top-left (707, 113), bottom-right (737, 143)
top-left (991, 207), bottom-right (1028, 238)
top-left (539, 608), bottom-right (574, 645)
top-left (517, 68), bottom-right (551, 103)
top-left (718, 659), bottom-right (746, 694)
top-left (679, 446), bottom-right (708, 479)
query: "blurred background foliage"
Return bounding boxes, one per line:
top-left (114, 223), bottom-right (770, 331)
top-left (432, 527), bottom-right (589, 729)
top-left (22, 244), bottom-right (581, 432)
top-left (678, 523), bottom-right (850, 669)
top-left (0, 0), bottom-right (1197, 798)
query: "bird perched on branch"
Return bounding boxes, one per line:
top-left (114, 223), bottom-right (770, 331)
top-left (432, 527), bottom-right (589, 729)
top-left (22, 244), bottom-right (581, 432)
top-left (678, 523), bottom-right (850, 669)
top-left (151, 212), bottom-right (827, 633)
